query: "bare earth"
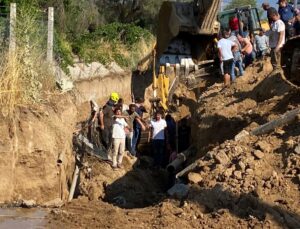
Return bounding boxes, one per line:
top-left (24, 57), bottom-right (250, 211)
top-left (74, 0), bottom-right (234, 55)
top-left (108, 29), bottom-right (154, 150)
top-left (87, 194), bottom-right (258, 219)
top-left (48, 59), bottom-right (300, 228)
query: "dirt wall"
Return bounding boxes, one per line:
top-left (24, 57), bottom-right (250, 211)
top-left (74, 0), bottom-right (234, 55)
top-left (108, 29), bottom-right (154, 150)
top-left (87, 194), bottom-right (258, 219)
top-left (0, 73), bottom-right (133, 205)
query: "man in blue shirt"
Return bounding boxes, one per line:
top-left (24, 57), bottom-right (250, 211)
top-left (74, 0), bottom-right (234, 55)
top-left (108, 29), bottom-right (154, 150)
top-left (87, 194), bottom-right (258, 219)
top-left (278, 0), bottom-right (295, 38)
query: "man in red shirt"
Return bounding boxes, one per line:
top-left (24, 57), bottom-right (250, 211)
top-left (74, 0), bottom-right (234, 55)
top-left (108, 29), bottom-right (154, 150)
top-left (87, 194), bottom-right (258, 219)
top-left (229, 16), bottom-right (239, 34)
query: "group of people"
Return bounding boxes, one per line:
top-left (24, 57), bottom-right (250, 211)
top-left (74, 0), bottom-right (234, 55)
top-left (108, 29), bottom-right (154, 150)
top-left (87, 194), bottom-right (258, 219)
top-left (218, 0), bottom-right (299, 86)
top-left (85, 92), bottom-right (188, 170)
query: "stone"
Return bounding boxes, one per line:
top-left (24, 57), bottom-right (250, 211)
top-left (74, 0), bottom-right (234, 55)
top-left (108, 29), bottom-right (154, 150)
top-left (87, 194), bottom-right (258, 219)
top-left (234, 130), bottom-right (250, 141)
top-left (237, 161), bottom-right (246, 171)
top-left (233, 171), bottom-right (242, 180)
top-left (22, 199), bottom-right (36, 208)
top-left (256, 141), bottom-right (272, 153)
top-left (167, 184), bottom-right (189, 199)
top-left (214, 151), bottom-right (230, 165)
top-left (294, 144), bottom-right (300, 155)
top-left (187, 172), bottom-right (203, 184)
top-left (224, 168), bottom-right (234, 177)
top-left (245, 168), bottom-right (254, 175)
top-left (43, 198), bottom-right (64, 208)
top-left (253, 150), bottom-right (264, 159)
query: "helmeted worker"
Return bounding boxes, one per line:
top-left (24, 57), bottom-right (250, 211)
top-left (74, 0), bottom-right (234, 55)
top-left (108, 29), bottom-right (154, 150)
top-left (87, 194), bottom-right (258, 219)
top-left (99, 92), bottom-right (119, 157)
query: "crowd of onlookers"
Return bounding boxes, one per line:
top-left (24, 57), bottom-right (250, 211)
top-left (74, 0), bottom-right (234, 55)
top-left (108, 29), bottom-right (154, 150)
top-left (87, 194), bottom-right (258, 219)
top-left (81, 92), bottom-right (190, 170)
top-left (217, 0), bottom-right (300, 86)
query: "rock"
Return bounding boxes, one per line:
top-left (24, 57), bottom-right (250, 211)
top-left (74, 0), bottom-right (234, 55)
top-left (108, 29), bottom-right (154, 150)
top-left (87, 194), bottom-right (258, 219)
top-left (224, 167), bottom-right (234, 177)
top-left (245, 168), bottom-right (254, 175)
top-left (187, 172), bottom-right (203, 184)
top-left (294, 144), bottom-right (300, 155)
top-left (234, 130), bottom-right (249, 141)
top-left (22, 199), bottom-right (36, 208)
top-left (202, 166), bottom-right (210, 172)
top-left (237, 161), bottom-right (246, 171)
top-left (214, 151), bottom-right (230, 165)
top-left (256, 140), bottom-right (272, 153)
top-left (167, 184), bottom-right (189, 199)
top-left (233, 171), bottom-right (242, 180)
top-left (253, 150), bottom-right (264, 159)
top-left (43, 198), bottom-right (64, 208)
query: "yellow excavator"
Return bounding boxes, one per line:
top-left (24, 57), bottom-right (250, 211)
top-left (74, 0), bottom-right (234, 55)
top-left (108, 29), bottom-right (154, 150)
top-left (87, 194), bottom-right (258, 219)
top-left (152, 0), bottom-right (300, 112)
top-left (152, 0), bottom-right (221, 112)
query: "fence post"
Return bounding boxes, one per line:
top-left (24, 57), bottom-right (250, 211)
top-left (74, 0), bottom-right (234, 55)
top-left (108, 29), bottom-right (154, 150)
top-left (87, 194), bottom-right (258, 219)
top-left (47, 7), bottom-right (54, 63)
top-left (9, 3), bottom-right (16, 54)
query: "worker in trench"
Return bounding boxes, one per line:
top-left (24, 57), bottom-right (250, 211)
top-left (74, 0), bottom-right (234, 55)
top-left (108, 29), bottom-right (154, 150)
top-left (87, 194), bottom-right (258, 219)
top-left (149, 111), bottom-right (168, 169)
top-left (99, 92), bottom-right (120, 159)
top-left (122, 103), bottom-right (146, 156)
top-left (111, 106), bottom-right (128, 170)
top-left (132, 97), bottom-right (147, 157)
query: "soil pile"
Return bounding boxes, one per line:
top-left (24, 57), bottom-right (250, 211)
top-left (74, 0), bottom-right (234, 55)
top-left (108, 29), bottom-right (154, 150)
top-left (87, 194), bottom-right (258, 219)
top-left (48, 58), bottom-right (300, 228)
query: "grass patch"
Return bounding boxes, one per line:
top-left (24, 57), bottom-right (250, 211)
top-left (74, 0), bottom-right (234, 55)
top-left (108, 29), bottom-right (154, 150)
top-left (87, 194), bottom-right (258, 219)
top-left (72, 22), bottom-right (155, 69)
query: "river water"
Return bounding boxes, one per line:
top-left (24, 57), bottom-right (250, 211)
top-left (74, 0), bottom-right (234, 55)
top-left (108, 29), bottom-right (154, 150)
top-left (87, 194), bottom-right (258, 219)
top-left (0, 208), bottom-right (47, 229)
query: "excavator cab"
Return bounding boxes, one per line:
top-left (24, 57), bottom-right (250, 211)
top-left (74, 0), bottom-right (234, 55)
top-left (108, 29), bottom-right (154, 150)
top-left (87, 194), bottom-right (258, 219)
top-left (218, 6), bottom-right (262, 35)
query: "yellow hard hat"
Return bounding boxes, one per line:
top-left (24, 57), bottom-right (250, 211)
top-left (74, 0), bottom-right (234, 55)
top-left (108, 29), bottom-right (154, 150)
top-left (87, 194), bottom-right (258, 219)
top-left (110, 92), bottom-right (119, 102)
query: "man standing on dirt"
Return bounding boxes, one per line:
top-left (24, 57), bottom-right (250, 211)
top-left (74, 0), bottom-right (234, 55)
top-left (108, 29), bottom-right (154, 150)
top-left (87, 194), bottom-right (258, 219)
top-left (99, 92), bottom-right (119, 157)
top-left (269, 10), bottom-right (285, 70)
top-left (123, 104), bottom-right (145, 156)
top-left (150, 111), bottom-right (167, 168)
top-left (217, 30), bottom-right (237, 86)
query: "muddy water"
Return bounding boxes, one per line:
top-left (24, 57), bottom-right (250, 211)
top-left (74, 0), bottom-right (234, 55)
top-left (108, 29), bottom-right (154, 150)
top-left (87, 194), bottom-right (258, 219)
top-left (0, 208), bottom-right (47, 229)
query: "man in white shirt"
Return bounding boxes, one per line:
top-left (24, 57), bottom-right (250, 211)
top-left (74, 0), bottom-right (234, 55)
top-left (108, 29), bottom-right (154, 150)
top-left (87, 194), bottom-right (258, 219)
top-left (111, 107), bottom-right (128, 169)
top-left (150, 111), bottom-right (167, 168)
top-left (269, 10), bottom-right (285, 70)
top-left (218, 30), bottom-right (237, 86)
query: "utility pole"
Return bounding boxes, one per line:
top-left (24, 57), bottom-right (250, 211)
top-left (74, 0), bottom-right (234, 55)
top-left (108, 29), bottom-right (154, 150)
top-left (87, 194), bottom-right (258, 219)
top-left (47, 7), bottom-right (54, 63)
top-left (9, 3), bottom-right (16, 54)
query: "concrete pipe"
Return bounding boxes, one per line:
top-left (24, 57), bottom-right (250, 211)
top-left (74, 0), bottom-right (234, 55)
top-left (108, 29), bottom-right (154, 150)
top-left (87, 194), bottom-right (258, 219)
top-left (167, 146), bottom-right (196, 173)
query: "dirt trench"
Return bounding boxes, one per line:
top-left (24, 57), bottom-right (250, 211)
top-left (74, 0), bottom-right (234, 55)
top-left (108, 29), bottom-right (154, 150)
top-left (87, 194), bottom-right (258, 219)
top-left (0, 72), bottom-right (132, 206)
top-left (47, 58), bottom-right (300, 229)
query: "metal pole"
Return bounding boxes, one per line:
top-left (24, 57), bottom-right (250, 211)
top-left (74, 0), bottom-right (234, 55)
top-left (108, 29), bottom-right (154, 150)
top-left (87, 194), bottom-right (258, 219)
top-left (47, 7), bottom-right (54, 63)
top-left (294, 0), bottom-right (298, 9)
top-left (9, 3), bottom-right (16, 54)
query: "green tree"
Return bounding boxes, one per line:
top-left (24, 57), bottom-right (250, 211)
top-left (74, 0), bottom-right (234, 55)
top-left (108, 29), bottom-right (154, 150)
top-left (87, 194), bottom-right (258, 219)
top-left (224, 0), bottom-right (257, 10)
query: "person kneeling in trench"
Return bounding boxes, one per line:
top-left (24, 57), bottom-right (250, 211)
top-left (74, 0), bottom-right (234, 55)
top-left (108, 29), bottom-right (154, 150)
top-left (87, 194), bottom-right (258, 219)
top-left (111, 107), bottom-right (128, 170)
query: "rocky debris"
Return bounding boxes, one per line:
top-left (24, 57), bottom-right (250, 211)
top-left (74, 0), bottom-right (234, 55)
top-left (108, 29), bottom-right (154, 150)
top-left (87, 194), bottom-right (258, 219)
top-left (214, 151), bottom-right (230, 165)
top-left (253, 150), bottom-right (264, 159)
top-left (256, 140), bottom-right (272, 153)
top-left (21, 199), bottom-right (36, 208)
top-left (43, 198), bottom-right (64, 208)
top-left (233, 171), bottom-right (242, 180)
top-left (294, 144), bottom-right (300, 155)
top-left (187, 172), bottom-right (203, 184)
top-left (234, 130), bottom-right (249, 141)
top-left (167, 184), bottom-right (189, 199)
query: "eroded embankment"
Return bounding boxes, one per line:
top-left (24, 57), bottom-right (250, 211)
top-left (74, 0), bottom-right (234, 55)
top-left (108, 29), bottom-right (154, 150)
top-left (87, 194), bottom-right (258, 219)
top-left (0, 71), bottom-right (132, 206)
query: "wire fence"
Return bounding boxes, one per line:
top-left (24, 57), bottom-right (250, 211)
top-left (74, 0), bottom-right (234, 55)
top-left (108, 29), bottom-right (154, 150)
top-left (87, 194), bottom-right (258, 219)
top-left (0, 4), bottom-right (51, 60)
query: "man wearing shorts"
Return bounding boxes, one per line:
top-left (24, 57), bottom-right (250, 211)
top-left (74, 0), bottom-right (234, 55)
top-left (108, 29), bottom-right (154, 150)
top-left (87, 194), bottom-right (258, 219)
top-left (218, 31), bottom-right (237, 86)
